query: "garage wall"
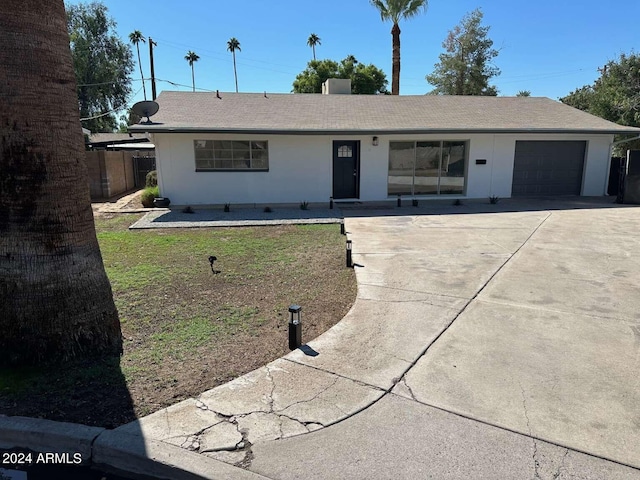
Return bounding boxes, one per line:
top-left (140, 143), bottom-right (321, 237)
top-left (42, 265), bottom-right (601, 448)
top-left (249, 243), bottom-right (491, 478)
top-left (493, 134), bottom-right (613, 197)
top-left (153, 132), bottom-right (614, 205)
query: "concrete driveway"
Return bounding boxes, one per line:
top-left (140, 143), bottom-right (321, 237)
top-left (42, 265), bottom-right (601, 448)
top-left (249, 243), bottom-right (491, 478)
top-left (250, 200), bottom-right (640, 479)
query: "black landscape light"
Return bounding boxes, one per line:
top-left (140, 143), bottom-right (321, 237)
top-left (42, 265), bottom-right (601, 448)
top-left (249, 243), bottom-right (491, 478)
top-left (346, 239), bottom-right (352, 268)
top-left (208, 255), bottom-right (217, 273)
top-left (330, 196), bottom-right (334, 209)
top-left (340, 220), bottom-right (345, 235)
top-left (397, 195), bottom-right (401, 207)
top-left (288, 305), bottom-right (302, 350)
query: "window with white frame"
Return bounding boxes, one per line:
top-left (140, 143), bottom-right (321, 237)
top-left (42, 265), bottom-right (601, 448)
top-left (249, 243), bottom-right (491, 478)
top-left (194, 140), bottom-right (269, 170)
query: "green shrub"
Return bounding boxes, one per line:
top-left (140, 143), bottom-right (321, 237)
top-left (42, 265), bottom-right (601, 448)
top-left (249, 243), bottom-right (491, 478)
top-left (145, 170), bottom-right (157, 187)
top-left (141, 186), bottom-right (159, 208)
top-left (300, 201), bottom-right (309, 210)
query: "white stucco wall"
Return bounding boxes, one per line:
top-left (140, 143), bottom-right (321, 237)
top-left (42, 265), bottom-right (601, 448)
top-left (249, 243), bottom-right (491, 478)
top-left (151, 132), bottom-right (614, 205)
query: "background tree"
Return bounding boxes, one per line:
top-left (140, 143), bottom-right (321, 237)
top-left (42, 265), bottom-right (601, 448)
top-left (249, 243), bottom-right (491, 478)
top-left (426, 8), bottom-right (500, 96)
top-left (370, 0), bottom-right (428, 95)
top-left (292, 56), bottom-right (389, 94)
top-left (227, 37), bottom-right (241, 93)
top-left (516, 90), bottom-right (531, 97)
top-left (307, 33), bottom-right (321, 61)
top-left (1, 0), bottom-right (122, 365)
top-left (129, 30), bottom-right (147, 100)
top-left (561, 53), bottom-right (640, 152)
top-left (67, 1), bottom-right (134, 132)
top-left (561, 53), bottom-right (640, 127)
top-left (118, 108), bottom-right (142, 132)
top-left (185, 50), bottom-right (200, 92)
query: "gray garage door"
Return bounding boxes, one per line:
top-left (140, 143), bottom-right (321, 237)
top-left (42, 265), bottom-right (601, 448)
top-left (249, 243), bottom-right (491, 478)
top-left (512, 141), bottom-right (586, 196)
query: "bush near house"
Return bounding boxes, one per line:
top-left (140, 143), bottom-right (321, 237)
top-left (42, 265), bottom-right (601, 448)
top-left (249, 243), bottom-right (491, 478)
top-left (145, 170), bottom-right (157, 187)
top-left (141, 186), bottom-right (159, 207)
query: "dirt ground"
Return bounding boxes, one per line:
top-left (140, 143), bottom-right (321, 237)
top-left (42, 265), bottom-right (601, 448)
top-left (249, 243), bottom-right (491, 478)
top-left (0, 200), bottom-right (356, 429)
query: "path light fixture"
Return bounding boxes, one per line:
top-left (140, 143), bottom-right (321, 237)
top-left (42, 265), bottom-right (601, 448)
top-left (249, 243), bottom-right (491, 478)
top-left (330, 196), bottom-right (334, 210)
top-left (340, 220), bottom-right (345, 235)
top-left (346, 239), bottom-right (352, 268)
top-left (397, 195), bottom-right (402, 207)
top-left (208, 255), bottom-right (217, 273)
top-left (372, 136), bottom-right (379, 146)
top-left (288, 305), bottom-right (302, 350)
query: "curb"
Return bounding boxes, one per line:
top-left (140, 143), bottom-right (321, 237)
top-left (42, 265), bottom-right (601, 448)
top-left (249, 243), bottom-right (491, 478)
top-left (0, 415), bottom-right (102, 466)
top-left (0, 415), bottom-right (267, 480)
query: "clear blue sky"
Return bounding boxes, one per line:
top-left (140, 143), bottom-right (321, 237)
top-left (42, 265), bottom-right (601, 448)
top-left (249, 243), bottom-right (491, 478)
top-left (67, 0), bottom-right (639, 107)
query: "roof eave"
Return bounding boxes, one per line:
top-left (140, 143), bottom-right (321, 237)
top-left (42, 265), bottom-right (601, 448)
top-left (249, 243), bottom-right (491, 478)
top-left (128, 126), bottom-right (640, 136)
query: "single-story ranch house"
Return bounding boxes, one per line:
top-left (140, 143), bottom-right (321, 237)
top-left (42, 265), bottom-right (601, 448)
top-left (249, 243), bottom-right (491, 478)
top-left (130, 79), bottom-right (640, 206)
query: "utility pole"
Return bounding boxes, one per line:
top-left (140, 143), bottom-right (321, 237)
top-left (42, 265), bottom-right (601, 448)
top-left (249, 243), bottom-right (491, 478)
top-left (149, 37), bottom-right (158, 100)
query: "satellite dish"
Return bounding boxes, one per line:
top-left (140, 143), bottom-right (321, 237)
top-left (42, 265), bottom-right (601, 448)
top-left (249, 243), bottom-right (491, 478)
top-left (132, 100), bottom-right (159, 124)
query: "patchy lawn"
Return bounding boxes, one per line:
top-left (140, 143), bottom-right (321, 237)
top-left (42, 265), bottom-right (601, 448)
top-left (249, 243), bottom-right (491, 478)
top-left (0, 213), bottom-right (356, 428)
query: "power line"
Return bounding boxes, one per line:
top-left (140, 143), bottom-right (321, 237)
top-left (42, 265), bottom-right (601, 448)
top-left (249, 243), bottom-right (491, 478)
top-left (79, 86), bottom-right (143, 121)
top-left (155, 78), bottom-right (218, 92)
top-left (77, 78), bottom-right (144, 87)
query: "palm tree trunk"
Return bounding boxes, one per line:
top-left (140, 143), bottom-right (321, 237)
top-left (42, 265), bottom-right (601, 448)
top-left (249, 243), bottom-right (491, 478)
top-left (191, 64), bottom-right (195, 92)
top-left (136, 43), bottom-right (147, 100)
top-left (233, 52), bottom-right (238, 93)
top-left (313, 45), bottom-right (316, 61)
top-left (0, 0), bottom-right (122, 365)
top-left (391, 23), bottom-right (401, 95)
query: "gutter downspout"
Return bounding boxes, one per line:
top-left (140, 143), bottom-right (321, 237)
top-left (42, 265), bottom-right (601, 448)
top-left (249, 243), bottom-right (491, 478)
top-left (603, 135), bottom-right (640, 195)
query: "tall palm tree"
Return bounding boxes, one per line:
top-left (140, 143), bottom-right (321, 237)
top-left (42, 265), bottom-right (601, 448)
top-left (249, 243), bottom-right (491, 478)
top-left (227, 37), bottom-right (241, 93)
top-left (185, 50), bottom-right (200, 92)
top-left (370, 0), bottom-right (428, 95)
top-left (0, 0), bottom-right (122, 365)
top-left (129, 30), bottom-right (147, 100)
top-left (307, 33), bottom-right (321, 61)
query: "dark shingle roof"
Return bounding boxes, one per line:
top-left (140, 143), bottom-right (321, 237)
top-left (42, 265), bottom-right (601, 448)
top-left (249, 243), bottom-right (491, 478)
top-left (88, 133), bottom-right (149, 144)
top-left (129, 91), bottom-right (640, 135)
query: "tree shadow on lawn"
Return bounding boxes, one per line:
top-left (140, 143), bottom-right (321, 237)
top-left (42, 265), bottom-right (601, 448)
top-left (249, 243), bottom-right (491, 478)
top-left (0, 356), bottom-right (136, 429)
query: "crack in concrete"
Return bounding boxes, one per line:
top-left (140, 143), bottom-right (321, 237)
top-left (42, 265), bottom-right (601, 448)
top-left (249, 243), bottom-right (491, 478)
top-left (552, 449), bottom-right (570, 480)
top-left (357, 282), bottom-right (470, 302)
top-left (234, 427), bottom-right (254, 470)
top-left (274, 376), bottom-right (340, 415)
top-left (399, 376), bottom-right (418, 402)
top-left (178, 435), bottom-right (200, 452)
top-left (177, 419), bottom-right (230, 453)
top-left (282, 358), bottom-right (385, 392)
top-left (193, 382), bottom-right (339, 467)
top-left (519, 384), bottom-right (541, 479)
top-left (265, 365), bottom-right (277, 413)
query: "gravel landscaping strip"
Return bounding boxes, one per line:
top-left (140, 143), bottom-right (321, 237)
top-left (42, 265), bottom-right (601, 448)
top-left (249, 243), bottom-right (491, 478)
top-left (129, 208), bottom-right (344, 229)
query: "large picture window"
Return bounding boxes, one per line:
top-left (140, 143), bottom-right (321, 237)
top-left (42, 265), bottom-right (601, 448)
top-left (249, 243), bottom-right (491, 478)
top-left (194, 140), bottom-right (269, 170)
top-left (388, 141), bottom-right (467, 195)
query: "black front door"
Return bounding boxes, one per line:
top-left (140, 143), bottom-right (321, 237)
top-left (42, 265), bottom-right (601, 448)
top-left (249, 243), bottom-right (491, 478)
top-left (333, 141), bottom-right (359, 199)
